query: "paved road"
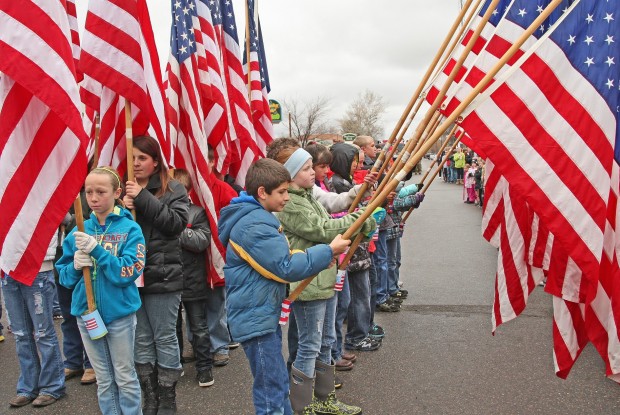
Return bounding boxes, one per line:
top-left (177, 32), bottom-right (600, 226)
top-left (1, 159), bottom-right (619, 414)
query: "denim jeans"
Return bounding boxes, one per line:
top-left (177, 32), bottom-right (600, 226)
top-left (47, 272), bottom-right (61, 316)
top-left (58, 284), bottom-right (91, 370)
top-left (387, 237), bottom-right (402, 295)
top-left (345, 269), bottom-right (371, 347)
top-left (2, 271), bottom-right (65, 399)
top-left (292, 295), bottom-right (337, 378)
top-left (286, 310), bottom-right (298, 374)
top-left (242, 327), bottom-right (293, 415)
top-left (0, 285), bottom-right (4, 333)
top-left (205, 286), bottom-right (231, 354)
top-left (368, 259), bottom-right (377, 325)
top-left (331, 275), bottom-right (350, 362)
top-left (183, 300), bottom-right (213, 371)
top-left (373, 230), bottom-right (389, 305)
top-left (135, 291), bottom-right (182, 370)
top-left (78, 313), bottom-right (141, 415)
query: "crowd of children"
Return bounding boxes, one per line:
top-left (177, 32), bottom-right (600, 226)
top-left (438, 147), bottom-right (486, 207)
top-left (1, 135), bottom-right (424, 415)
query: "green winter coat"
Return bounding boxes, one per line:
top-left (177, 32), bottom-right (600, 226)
top-left (276, 186), bottom-right (376, 302)
top-left (454, 152), bottom-right (466, 168)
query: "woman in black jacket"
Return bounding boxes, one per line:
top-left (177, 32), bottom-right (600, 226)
top-left (124, 136), bottom-right (189, 415)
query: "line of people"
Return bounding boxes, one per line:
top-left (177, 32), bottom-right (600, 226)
top-left (1, 134), bottom-right (424, 415)
top-left (437, 146), bottom-right (485, 207)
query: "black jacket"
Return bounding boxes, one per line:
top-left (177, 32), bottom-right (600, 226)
top-left (133, 175), bottom-right (189, 294)
top-left (180, 204), bottom-right (211, 301)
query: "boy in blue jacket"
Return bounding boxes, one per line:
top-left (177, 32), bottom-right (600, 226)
top-left (218, 158), bottom-right (350, 415)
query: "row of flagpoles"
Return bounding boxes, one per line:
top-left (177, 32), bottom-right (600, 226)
top-left (1, 0), bottom-right (618, 385)
top-left (0, 0), bottom-right (273, 291)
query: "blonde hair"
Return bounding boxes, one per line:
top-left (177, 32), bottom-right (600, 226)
top-left (89, 166), bottom-right (125, 207)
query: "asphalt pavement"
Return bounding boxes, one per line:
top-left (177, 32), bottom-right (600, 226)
top-left (0, 159), bottom-right (619, 414)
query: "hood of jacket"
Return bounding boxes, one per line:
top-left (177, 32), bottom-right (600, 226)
top-left (88, 205), bottom-right (135, 225)
top-left (218, 191), bottom-right (263, 247)
top-left (330, 142), bottom-right (359, 182)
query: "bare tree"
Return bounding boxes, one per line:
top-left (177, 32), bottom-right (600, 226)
top-left (338, 90), bottom-right (386, 139)
top-left (283, 96), bottom-right (332, 147)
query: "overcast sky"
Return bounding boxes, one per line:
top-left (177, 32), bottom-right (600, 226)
top-left (77, 0), bottom-right (462, 139)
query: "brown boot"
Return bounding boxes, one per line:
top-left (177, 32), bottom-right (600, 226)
top-left (289, 364), bottom-right (315, 414)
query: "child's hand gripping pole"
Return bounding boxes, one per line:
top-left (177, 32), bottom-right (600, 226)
top-left (74, 196), bottom-right (108, 339)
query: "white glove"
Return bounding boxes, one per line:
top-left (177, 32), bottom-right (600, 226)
top-left (73, 250), bottom-right (93, 270)
top-left (74, 231), bottom-right (98, 254)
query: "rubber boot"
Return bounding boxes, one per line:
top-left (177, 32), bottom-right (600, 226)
top-left (289, 364), bottom-right (315, 415)
top-left (312, 360), bottom-right (362, 415)
top-left (136, 363), bottom-right (159, 415)
top-left (157, 366), bottom-right (183, 415)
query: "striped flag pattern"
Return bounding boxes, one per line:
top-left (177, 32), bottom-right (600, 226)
top-left (207, 0), bottom-right (258, 187)
top-left (79, 0), bottom-right (169, 172)
top-left (453, 0), bottom-right (620, 380)
top-left (0, 0), bottom-right (88, 285)
top-left (243, 0), bottom-right (274, 157)
top-left (166, 0), bottom-right (226, 286)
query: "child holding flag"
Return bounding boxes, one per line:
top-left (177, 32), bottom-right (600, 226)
top-left (57, 166), bottom-right (146, 415)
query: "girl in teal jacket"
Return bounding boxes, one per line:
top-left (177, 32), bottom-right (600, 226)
top-left (57, 167), bottom-right (145, 415)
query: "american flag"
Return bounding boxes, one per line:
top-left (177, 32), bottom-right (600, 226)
top-left (0, 0), bottom-right (88, 285)
top-left (166, 0), bottom-right (226, 286)
top-left (455, 0), bottom-right (620, 380)
top-left (79, 0), bottom-right (169, 172)
top-left (243, 0), bottom-right (274, 157)
top-left (84, 316), bottom-right (99, 331)
top-left (207, 0), bottom-right (259, 187)
top-left (193, 0), bottom-right (231, 176)
top-left (65, 0), bottom-right (82, 82)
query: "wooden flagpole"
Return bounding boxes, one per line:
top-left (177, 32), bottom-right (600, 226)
top-left (401, 136), bottom-right (462, 224)
top-left (348, 0), bottom-right (477, 210)
top-left (419, 123), bottom-right (459, 184)
top-left (284, 0), bottom-right (563, 304)
top-left (73, 196), bottom-right (96, 312)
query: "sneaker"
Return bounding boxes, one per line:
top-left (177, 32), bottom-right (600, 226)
top-left (213, 352), bottom-right (230, 367)
top-left (376, 301), bottom-right (399, 312)
top-left (197, 369), bottom-right (214, 387)
top-left (368, 324), bottom-right (385, 340)
top-left (346, 336), bottom-right (381, 352)
top-left (0, 333), bottom-right (4, 342)
top-left (228, 341), bottom-right (240, 350)
top-left (389, 296), bottom-right (403, 304)
top-left (391, 289), bottom-right (408, 299)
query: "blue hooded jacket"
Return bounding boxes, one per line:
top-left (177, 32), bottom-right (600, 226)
top-left (57, 206), bottom-right (145, 324)
top-left (218, 192), bottom-right (333, 343)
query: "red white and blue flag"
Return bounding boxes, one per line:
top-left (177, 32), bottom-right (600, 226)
top-left (0, 0), bottom-right (88, 285)
top-left (166, 0), bottom-right (226, 286)
top-left (243, 0), bottom-right (274, 158)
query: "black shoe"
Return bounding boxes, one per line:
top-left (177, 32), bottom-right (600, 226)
top-left (346, 336), bottom-right (381, 351)
top-left (197, 369), bottom-right (214, 387)
top-left (391, 289), bottom-right (408, 299)
top-left (368, 324), bottom-right (385, 340)
top-left (376, 301), bottom-right (400, 312)
top-left (388, 296), bottom-right (403, 304)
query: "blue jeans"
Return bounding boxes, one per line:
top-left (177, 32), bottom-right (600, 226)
top-left (183, 300), bottom-right (213, 371)
top-left (47, 272), bottom-right (61, 316)
top-left (345, 269), bottom-right (371, 347)
top-left (332, 275), bottom-right (350, 362)
top-left (205, 286), bottom-right (231, 354)
top-left (2, 271), bottom-right (65, 399)
top-left (242, 327), bottom-right (293, 415)
top-left (292, 295), bottom-right (337, 378)
top-left (58, 284), bottom-right (91, 370)
top-left (368, 259), bottom-right (377, 325)
top-left (78, 314), bottom-right (141, 415)
top-left (387, 237), bottom-right (402, 295)
top-left (0, 285), bottom-right (4, 332)
top-left (286, 310), bottom-right (298, 374)
top-left (373, 230), bottom-right (389, 305)
top-left (135, 291), bottom-right (182, 370)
